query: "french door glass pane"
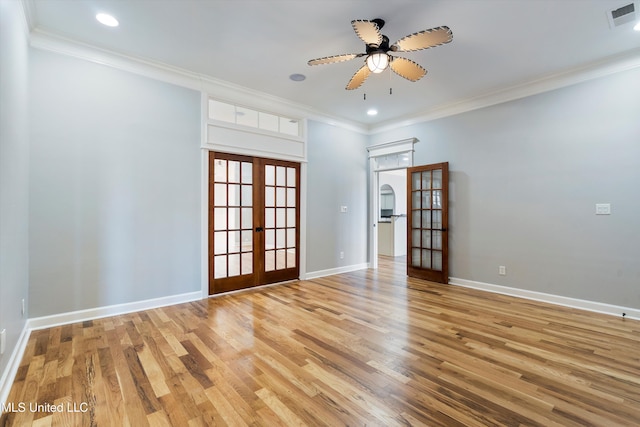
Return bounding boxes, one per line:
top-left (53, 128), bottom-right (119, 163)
top-left (265, 165), bottom-right (275, 185)
top-left (287, 188), bottom-right (296, 206)
top-left (276, 208), bottom-right (286, 227)
top-left (412, 213), bottom-right (420, 228)
top-left (412, 230), bottom-right (421, 245)
top-left (433, 211), bottom-right (442, 229)
top-left (433, 190), bottom-right (442, 209)
top-left (265, 208), bottom-right (275, 228)
top-left (229, 208), bottom-right (240, 229)
top-left (214, 184), bottom-right (226, 205)
top-left (287, 208), bottom-right (296, 227)
top-left (214, 231), bottom-right (227, 255)
top-left (421, 172), bottom-right (431, 190)
top-left (241, 208), bottom-right (252, 228)
top-left (287, 228), bottom-right (295, 247)
top-left (276, 229), bottom-right (286, 249)
top-left (422, 230), bottom-right (431, 249)
top-left (241, 231), bottom-right (252, 252)
top-left (228, 231), bottom-right (240, 253)
top-left (241, 185), bottom-right (252, 206)
top-left (266, 229), bottom-right (275, 249)
top-left (214, 208), bottom-right (226, 230)
top-left (412, 248), bottom-right (420, 267)
top-left (241, 253), bottom-right (252, 274)
top-left (421, 191), bottom-right (431, 208)
top-left (265, 187), bottom-right (275, 207)
top-left (287, 249), bottom-right (296, 268)
top-left (433, 231), bottom-right (442, 250)
top-left (276, 167), bottom-right (286, 186)
top-left (433, 251), bottom-right (443, 271)
top-left (287, 167), bottom-right (296, 186)
top-left (412, 192), bottom-right (421, 209)
top-left (276, 187), bottom-right (286, 206)
top-left (265, 251), bottom-right (275, 271)
top-left (228, 184), bottom-right (240, 205)
top-left (229, 254), bottom-right (240, 276)
top-left (421, 250), bottom-right (431, 269)
top-left (228, 161), bottom-right (240, 183)
top-left (432, 170), bottom-right (442, 189)
top-left (422, 211), bottom-right (431, 228)
top-left (412, 172), bottom-right (421, 191)
top-left (241, 162), bottom-right (252, 184)
top-left (214, 255), bottom-right (227, 279)
top-left (214, 160), bottom-right (227, 182)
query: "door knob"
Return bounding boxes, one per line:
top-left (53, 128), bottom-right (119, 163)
top-left (255, 227), bottom-right (264, 232)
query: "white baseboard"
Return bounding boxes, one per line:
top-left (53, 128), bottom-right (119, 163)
top-left (0, 322), bottom-right (31, 406)
top-left (449, 277), bottom-right (640, 321)
top-left (28, 291), bottom-right (202, 331)
top-left (302, 263), bottom-right (369, 280)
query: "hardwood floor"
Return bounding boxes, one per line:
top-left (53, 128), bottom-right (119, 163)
top-left (2, 256), bottom-right (639, 426)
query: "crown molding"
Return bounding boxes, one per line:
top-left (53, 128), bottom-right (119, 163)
top-left (370, 47), bottom-right (640, 134)
top-left (28, 29), bottom-right (369, 135)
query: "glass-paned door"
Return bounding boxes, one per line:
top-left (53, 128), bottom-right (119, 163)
top-left (263, 161), bottom-right (300, 284)
top-left (407, 162), bottom-right (449, 283)
top-left (209, 152), bottom-right (300, 294)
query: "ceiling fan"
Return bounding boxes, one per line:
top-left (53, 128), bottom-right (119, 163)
top-left (308, 19), bottom-right (453, 90)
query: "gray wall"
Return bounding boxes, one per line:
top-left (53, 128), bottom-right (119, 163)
top-left (306, 121), bottom-right (368, 273)
top-left (0, 0), bottom-right (30, 385)
top-left (370, 67), bottom-right (640, 309)
top-left (28, 49), bottom-right (202, 317)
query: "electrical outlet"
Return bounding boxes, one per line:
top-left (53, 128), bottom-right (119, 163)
top-left (340, 206), bottom-right (348, 213)
top-left (340, 251), bottom-right (344, 259)
top-left (499, 266), bottom-right (506, 276)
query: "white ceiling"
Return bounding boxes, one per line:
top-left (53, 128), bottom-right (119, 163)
top-left (28, 0), bottom-right (640, 127)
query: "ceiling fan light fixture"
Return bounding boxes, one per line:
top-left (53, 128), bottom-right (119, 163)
top-left (366, 52), bottom-right (389, 73)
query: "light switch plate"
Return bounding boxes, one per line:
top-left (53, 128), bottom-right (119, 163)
top-left (595, 203), bottom-right (611, 215)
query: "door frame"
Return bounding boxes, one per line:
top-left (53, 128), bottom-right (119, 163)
top-left (367, 138), bottom-right (417, 269)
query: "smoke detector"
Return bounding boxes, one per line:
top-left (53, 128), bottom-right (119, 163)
top-left (607, 2), bottom-right (638, 28)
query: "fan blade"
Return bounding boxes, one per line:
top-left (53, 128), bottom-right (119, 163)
top-left (352, 20), bottom-right (382, 46)
top-left (393, 26), bottom-right (452, 52)
top-left (390, 57), bottom-right (427, 82)
top-left (308, 53), bottom-right (361, 66)
top-left (346, 64), bottom-right (371, 90)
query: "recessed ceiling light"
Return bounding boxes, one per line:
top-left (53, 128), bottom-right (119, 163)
top-left (367, 109), bottom-right (378, 116)
top-left (289, 73), bottom-right (306, 82)
top-left (634, 21), bottom-right (640, 31)
top-left (96, 13), bottom-right (119, 27)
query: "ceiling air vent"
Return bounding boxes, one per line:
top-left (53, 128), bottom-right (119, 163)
top-left (607, 2), bottom-right (637, 28)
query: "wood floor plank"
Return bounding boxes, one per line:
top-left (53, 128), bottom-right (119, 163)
top-left (2, 256), bottom-right (639, 426)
